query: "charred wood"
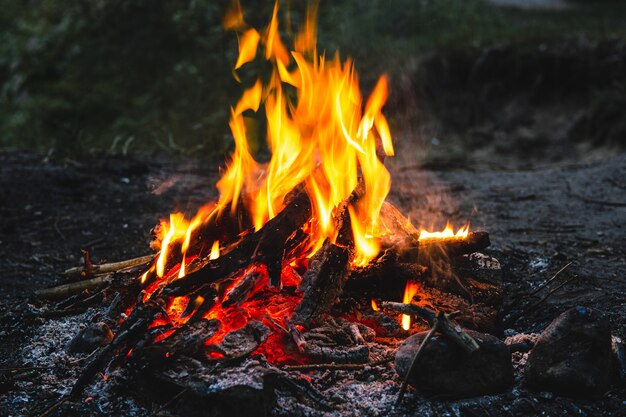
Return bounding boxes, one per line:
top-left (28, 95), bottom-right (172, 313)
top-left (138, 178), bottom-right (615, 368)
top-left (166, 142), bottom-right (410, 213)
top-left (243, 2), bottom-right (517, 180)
top-left (164, 186), bottom-right (312, 296)
top-left (137, 319), bottom-right (221, 366)
top-left (205, 321), bottom-right (270, 364)
top-left (292, 240), bottom-right (350, 326)
top-left (303, 344), bottom-right (369, 364)
top-left (222, 267), bottom-right (265, 307)
top-left (379, 301), bottom-right (479, 353)
top-left (70, 297), bottom-right (166, 398)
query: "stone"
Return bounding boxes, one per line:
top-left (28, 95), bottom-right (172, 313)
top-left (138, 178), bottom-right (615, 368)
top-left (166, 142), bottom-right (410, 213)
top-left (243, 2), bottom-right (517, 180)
top-left (525, 306), bottom-right (612, 397)
top-left (68, 322), bottom-right (114, 353)
top-left (394, 329), bottom-right (513, 398)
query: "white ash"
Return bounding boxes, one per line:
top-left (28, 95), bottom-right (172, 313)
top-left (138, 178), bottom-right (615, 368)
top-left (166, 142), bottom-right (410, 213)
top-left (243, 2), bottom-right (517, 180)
top-left (8, 311), bottom-right (148, 416)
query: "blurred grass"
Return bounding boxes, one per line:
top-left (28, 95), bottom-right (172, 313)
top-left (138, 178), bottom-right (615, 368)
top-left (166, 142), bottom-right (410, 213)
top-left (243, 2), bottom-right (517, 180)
top-left (1, 0), bottom-right (625, 156)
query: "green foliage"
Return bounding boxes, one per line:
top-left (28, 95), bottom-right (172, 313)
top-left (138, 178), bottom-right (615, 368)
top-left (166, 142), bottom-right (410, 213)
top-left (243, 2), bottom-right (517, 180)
top-left (1, 0), bottom-right (625, 155)
top-left (0, 0), bottom-right (239, 154)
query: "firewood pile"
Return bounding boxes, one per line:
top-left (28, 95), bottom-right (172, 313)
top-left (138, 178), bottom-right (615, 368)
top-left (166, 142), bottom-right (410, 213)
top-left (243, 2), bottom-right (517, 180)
top-left (32, 185), bottom-right (497, 404)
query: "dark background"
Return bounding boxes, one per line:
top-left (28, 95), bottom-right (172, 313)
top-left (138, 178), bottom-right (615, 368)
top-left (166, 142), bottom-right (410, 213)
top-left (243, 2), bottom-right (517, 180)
top-left (1, 0), bottom-right (625, 164)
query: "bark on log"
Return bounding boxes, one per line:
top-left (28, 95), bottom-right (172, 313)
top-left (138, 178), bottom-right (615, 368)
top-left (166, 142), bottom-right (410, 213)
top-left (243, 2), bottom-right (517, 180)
top-left (416, 231), bottom-right (491, 263)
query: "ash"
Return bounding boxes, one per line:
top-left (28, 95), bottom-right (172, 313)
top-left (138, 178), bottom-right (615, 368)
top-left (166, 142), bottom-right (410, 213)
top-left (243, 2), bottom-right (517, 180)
top-left (5, 310), bottom-right (149, 416)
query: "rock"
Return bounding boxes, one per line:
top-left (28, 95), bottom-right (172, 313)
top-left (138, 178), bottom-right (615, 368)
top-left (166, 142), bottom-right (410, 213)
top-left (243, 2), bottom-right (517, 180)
top-left (395, 329), bottom-right (513, 398)
top-left (68, 322), bottom-right (114, 353)
top-left (525, 306), bottom-right (612, 397)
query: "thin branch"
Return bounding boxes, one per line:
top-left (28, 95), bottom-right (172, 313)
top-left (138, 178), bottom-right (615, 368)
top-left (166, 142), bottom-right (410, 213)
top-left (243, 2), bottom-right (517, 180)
top-left (283, 357), bottom-right (393, 372)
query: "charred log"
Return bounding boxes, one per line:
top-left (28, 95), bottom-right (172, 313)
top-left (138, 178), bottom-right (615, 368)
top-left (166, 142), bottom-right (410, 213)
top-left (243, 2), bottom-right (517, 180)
top-left (205, 321), bottom-right (270, 363)
top-left (70, 296), bottom-right (166, 397)
top-left (222, 267), bottom-right (265, 307)
top-left (292, 240), bottom-right (350, 326)
top-left (164, 186), bottom-right (312, 295)
top-left (137, 319), bottom-right (221, 366)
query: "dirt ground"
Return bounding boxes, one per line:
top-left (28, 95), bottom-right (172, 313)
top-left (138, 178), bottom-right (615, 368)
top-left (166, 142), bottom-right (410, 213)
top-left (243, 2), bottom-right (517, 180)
top-left (1, 39), bottom-right (625, 416)
top-left (0, 146), bottom-right (624, 416)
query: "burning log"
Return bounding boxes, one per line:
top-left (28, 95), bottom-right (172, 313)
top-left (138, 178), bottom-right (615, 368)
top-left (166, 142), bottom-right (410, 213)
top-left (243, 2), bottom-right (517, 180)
top-left (222, 267), bottom-right (265, 307)
top-left (345, 249), bottom-right (426, 296)
top-left (292, 183), bottom-right (365, 325)
top-left (292, 240), bottom-right (350, 326)
top-left (164, 185), bottom-right (312, 296)
top-left (388, 231), bottom-right (491, 264)
top-left (70, 296), bottom-right (166, 397)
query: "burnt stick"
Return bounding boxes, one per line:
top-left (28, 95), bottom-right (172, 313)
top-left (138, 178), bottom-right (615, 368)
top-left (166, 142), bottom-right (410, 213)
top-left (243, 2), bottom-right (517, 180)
top-left (379, 301), bottom-right (479, 353)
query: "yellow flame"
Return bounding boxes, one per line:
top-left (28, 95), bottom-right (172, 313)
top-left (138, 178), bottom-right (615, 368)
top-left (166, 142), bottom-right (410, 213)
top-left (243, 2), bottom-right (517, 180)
top-left (156, 213), bottom-right (189, 278)
top-left (371, 299), bottom-right (379, 311)
top-left (210, 240), bottom-right (220, 260)
top-left (349, 206), bottom-right (380, 267)
top-left (235, 29), bottom-right (260, 70)
top-left (216, 1), bottom-right (394, 262)
top-left (419, 223), bottom-right (469, 240)
top-left (150, 1), bottom-right (396, 284)
top-left (401, 281), bottom-right (419, 331)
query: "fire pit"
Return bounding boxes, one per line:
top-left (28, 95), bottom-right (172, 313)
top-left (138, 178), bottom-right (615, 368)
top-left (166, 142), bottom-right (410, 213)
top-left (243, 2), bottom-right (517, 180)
top-left (6, 2), bottom-right (625, 417)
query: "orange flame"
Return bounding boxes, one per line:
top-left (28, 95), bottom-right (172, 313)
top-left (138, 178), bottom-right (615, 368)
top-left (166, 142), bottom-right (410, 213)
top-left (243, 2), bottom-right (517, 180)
top-left (401, 281), bottom-right (419, 331)
top-left (213, 0), bottom-right (393, 264)
top-left (154, 1), bottom-right (393, 273)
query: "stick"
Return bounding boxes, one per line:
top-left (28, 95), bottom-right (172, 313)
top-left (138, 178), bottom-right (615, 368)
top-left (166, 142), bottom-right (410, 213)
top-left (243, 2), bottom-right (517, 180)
top-left (526, 261), bottom-right (573, 297)
top-left (148, 388), bottom-right (188, 416)
top-left (395, 312), bottom-right (442, 406)
top-left (283, 357), bottom-right (393, 372)
top-left (64, 254), bottom-right (154, 279)
top-left (522, 274), bottom-right (579, 314)
top-left (379, 301), bottom-right (479, 354)
top-left (35, 276), bottom-right (110, 300)
top-left (35, 396), bottom-right (68, 417)
top-left (504, 261), bottom-right (573, 314)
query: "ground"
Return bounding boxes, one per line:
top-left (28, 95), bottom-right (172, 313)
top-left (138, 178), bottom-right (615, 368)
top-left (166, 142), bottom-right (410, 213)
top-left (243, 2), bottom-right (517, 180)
top-left (0, 146), bottom-right (624, 416)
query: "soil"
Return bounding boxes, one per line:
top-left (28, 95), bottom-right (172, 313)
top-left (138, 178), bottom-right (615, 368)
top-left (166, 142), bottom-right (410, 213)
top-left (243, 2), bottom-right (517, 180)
top-left (1, 40), bottom-right (625, 416)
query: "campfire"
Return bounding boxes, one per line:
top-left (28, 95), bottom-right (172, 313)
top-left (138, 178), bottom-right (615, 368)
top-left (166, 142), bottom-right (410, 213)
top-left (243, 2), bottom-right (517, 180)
top-left (36, 1), bottom-right (503, 410)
